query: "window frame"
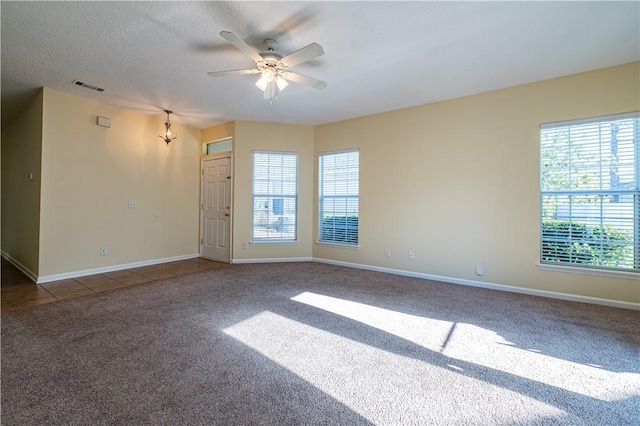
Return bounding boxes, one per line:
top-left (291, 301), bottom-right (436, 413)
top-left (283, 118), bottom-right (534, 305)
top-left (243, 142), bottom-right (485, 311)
top-left (317, 148), bottom-right (360, 247)
top-left (539, 112), bottom-right (639, 275)
top-left (251, 150), bottom-right (298, 244)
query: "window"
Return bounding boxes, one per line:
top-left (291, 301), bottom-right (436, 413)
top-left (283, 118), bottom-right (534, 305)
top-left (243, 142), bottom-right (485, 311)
top-left (540, 112), bottom-right (639, 272)
top-left (318, 149), bottom-right (359, 245)
top-left (204, 137), bottom-right (232, 155)
top-left (252, 151), bottom-right (297, 242)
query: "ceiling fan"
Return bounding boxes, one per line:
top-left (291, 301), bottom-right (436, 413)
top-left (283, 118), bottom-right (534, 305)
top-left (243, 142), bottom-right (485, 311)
top-left (208, 31), bottom-right (327, 104)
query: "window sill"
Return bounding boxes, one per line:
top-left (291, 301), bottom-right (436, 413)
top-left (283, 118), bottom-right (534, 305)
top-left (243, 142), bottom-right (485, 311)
top-left (315, 241), bottom-right (360, 250)
top-left (536, 263), bottom-right (639, 280)
top-left (250, 240), bottom-right (298, 246)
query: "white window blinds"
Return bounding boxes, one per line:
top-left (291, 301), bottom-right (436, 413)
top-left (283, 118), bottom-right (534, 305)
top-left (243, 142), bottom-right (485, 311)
top-left (318, 150), bottom-right (359, 245)
top-left (252, 151), bottom-right (297, 241)
top-left (540, 112), bottom-right (639, 271)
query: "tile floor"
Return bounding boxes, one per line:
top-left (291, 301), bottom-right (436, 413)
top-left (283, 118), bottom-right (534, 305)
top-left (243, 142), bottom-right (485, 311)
top-left (1, 257), bottom-right (227, 313)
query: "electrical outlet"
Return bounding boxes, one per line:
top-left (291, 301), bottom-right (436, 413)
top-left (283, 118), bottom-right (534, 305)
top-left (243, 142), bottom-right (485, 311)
top-left (408, 250), bottom-right (415, 260)
top-left (100, 247), bottom-right (108, 256)
top-left (242, 242), bottom-right (248, 249)
top-left (128, 200), bottom-right (137, 208)
top-left (475, 264), bottom-right (484, 276)
top-left (384, 248), bottom-right (391, 257)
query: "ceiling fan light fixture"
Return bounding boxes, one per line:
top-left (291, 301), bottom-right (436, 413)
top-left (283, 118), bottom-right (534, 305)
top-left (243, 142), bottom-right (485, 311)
top-left (262, 68), bottom-right (275, 82)
top-left (256, 68), bottom-right (277, 91)
top-left (255, 77), bottom-right (268, 91)
top-left (275, 75), bottom-right (288, 91)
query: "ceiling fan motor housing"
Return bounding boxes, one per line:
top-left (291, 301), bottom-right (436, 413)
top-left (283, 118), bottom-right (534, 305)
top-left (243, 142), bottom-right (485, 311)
top-left (260, 39), bottom-right (283, 66)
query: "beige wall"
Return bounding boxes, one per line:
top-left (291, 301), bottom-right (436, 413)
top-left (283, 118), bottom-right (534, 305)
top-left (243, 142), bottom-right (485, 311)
top-left (314, 62), bottom-right (640, 304)
top-left (2, 64), bottom-right (637, 305)
top-left (1, 89), bottom-right (44, 276)
top-left (233, 121), bottom-right (314, 261)
top-left (201, 121), bottom-right (235, 147)
top-left (38, 88), bottom-right (201, 276)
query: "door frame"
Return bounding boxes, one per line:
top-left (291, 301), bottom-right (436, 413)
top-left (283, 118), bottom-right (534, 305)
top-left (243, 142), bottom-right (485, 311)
top-left (200, 153), bottom-right (233, 262)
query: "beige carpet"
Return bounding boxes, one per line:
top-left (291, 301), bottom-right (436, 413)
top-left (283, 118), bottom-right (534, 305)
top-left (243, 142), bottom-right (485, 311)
top-left (2, 262), bottom-right (639, 425)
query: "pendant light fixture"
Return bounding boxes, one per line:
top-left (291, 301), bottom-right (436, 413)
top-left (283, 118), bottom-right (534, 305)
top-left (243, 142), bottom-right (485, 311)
top-left (159, 110), bottom-right (177, 144)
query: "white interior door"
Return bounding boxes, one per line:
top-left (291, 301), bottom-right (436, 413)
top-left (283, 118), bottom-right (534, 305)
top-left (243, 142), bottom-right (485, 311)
top-left (201, 156), bottom-right (231, 262)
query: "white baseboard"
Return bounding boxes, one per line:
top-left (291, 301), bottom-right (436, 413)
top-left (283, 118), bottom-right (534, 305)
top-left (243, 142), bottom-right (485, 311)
top-left (232, 257), bottom-right (313, 264)
top-left (313, 257), bottom-right (640, 311)
top-left (5, 248), bottom-right (637, 310)
top-left (1, 251), bottom-right (39, 283)
top-left (36, 253), bottom-right (200, 284)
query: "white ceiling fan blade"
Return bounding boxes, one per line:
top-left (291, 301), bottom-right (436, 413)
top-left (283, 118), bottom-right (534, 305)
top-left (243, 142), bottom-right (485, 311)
top-left (220, 31), bottom-right (263, 62)
top-left (284, 71), bottom-right (328, 90)
top-left (281, 43), bottom-right (324, 67)
top-left (207, 69), bottom-right (260, 77)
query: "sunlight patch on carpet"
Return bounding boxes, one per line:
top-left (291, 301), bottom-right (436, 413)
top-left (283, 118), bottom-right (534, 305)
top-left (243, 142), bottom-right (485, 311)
top-left (291, 291), bottom-right (456, 351)
top-left (223, 311), bottom-right (565, 425)
top-left (291, 291), bottom-right (640, 402)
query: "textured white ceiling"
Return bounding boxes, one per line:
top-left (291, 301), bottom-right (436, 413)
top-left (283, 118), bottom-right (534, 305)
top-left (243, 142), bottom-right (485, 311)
top-left (2, 1), bottom-right (639, 130)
